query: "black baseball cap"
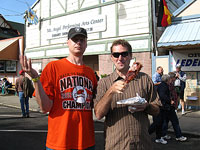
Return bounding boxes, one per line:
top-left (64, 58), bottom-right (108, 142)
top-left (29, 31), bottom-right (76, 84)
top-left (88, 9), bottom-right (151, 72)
top-left (68, 27), bottom-right (87, 39)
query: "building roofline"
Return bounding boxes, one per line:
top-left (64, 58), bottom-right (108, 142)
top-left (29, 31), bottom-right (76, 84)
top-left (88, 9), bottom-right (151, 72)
top-left (31, 0), bottom-right (40, 9)
top-left (172, 14), bottom-right (200, 23)
top-left (173, 0), bottom-right (196, 17)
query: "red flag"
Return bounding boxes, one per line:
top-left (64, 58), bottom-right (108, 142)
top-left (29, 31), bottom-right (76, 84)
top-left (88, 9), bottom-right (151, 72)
top-left (157, 0), bottom-right (172, 27)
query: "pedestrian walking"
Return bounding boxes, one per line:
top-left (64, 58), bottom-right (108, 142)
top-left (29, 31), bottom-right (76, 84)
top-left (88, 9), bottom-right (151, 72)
top-left (15, 70), bottom-right (34, 118)
top-left (161, 72), bottom-right (187, 142)
top-left (149, 66), bottom-right (167, 144)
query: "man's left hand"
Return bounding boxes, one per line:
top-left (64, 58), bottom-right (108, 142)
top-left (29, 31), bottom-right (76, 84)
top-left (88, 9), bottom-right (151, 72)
top-left (128, 103), bottom-right (149, 113)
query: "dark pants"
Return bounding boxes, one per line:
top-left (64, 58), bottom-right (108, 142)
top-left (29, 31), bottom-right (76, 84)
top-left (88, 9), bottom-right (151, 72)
top-left (162, 108), bottom-right (182, 138)
top-left (148, 111), bottom-right (163, 139)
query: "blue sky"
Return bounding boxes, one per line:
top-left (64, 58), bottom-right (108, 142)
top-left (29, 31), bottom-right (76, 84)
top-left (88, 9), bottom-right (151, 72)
top-left (0, 0), bottom-right (36, 24)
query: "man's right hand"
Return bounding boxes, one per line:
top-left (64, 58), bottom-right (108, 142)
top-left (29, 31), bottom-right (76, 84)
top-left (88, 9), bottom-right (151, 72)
top-left (94, 80), bottom-right (128, 120)
top-left (110, 80), bottom-right (128, 94)
top-left (20, 55), bottom-right (39, 78)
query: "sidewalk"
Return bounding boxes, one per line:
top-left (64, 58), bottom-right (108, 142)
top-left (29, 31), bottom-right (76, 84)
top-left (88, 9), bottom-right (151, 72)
top-left (1, 94), bottom-right (200, 137)
top-left (0, 94), bottom-right (40, 112)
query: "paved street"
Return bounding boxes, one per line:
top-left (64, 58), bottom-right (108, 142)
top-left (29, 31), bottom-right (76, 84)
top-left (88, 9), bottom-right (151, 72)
top-left (0, 105), bottom-right (47, 150)
top-left (153, 133), bottom-right (200, 150)
top-left (0, 105), bottom-right (200, 150)
top-left (0, 105), bottom-right (105, 150)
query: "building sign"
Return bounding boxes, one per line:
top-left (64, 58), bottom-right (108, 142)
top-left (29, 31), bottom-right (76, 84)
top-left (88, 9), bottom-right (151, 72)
top-left (46, 15), bottom-right (106, 39)
top-left (172, 50), bottom-right (200, 71)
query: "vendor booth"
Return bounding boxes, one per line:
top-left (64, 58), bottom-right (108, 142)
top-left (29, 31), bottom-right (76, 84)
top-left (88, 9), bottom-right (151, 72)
top-left (158, 15), bottom-right (200, 110)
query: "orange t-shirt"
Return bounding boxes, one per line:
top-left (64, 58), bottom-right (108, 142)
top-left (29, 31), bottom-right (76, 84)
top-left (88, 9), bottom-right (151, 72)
top-left (40, 58), bottom-right (97, 150)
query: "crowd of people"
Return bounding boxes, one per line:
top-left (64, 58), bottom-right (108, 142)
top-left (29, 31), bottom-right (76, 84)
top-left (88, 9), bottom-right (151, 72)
top-left (149, 65), bottom-right (187, 145)
top-left (6, 27), bottom-right (188, 149)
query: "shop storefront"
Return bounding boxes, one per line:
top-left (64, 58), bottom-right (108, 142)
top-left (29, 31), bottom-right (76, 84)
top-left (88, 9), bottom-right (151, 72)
top-left (0, 36), bottom-right (24, 83)
top-left (0, 14), bottom-right (24, 84)
top-left (158, 15), bottom-right (200, 109)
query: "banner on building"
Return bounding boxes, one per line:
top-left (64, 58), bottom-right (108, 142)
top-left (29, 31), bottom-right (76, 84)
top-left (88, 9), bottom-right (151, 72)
top-left (46, 15), bottom-right (106, 39)
top-left (157, 0), bottom-right (172, 27)
top-left (172, 50), bottom-right (200, 71)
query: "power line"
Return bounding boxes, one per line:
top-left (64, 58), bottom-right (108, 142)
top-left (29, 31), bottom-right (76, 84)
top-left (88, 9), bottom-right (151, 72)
top-left (0, 6), bottom-right (25, 17)
top-left (0, 6), bottom-right (22, 14)
top-left (4, 13), bottom-right (25, 16)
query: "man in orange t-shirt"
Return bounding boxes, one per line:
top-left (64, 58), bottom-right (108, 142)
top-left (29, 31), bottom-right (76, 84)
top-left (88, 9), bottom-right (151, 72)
top-left (20, 27), bottom-right (97, 150)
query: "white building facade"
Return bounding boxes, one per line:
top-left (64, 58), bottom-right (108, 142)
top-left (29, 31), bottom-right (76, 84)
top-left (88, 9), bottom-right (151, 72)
top-left (25, 0), bottom-right (154, 77)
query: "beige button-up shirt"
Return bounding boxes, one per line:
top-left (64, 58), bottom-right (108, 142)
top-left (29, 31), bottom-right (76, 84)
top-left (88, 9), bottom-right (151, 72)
top-left (94, 71), bottom-right (161, 150)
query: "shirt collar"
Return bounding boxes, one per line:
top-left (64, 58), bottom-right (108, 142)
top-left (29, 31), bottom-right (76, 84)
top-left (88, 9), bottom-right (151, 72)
top-left (111, 70), bottom-right (124, 83)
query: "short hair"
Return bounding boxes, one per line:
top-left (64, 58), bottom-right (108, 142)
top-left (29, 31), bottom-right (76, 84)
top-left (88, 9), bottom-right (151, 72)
top-left (110, 39), bottom-right (132, 53)
top-left (176, 63), bottom-right (181, 68)
top-left (157, 66), bottom-right (162, 70)
top-left (161, 74), bottom-right (170, 82)
top-left (168, 72), bottom-right (176, 78)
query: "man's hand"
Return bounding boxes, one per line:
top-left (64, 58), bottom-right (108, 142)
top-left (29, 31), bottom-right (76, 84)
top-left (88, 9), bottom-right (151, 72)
top-left (110, 80), bottom-right (128, 94)
top-left (154, 82), bottom-right (161, 86)
top-left (94, 80), bottom-right (128, 120)
top-left (171, 100), bottom-right (175, 105)
top-left (176, 73), bottom-right (179, 78)
top-left (128, 102), bottom-right (149, 113)
top-left (20, 55), bottom-right (39, 78)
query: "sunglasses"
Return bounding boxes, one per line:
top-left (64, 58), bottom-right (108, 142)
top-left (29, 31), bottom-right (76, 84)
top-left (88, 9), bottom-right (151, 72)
top-left (112, 52), bottom-right (129, 58)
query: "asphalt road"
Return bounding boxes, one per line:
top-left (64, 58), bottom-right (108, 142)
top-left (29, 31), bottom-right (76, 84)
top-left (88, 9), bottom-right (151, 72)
top-left (0, 105), bottom-right (199, 150)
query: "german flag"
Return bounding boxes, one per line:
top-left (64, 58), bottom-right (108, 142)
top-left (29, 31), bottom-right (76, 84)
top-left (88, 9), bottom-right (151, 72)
top-left (157, 0), bottom-right (172, 27)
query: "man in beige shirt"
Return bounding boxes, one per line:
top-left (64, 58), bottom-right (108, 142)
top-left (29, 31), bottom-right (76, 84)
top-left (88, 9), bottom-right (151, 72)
top-left (94, 39), bottom-right (161, 150)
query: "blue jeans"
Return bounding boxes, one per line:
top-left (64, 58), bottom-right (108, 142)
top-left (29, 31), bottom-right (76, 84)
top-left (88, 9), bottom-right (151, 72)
top-left (162, 108), bottom-right (182, 138)
top-left (46, 145), bottom-right (95, 150)
top-left (19, 92), bottom-right (29, 116)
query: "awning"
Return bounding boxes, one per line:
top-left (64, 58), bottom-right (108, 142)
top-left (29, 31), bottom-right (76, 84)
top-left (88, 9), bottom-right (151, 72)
top-left (0, 38), bottom-right (19, 60)
top-left (157, 15), bottom-right (200, 48)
